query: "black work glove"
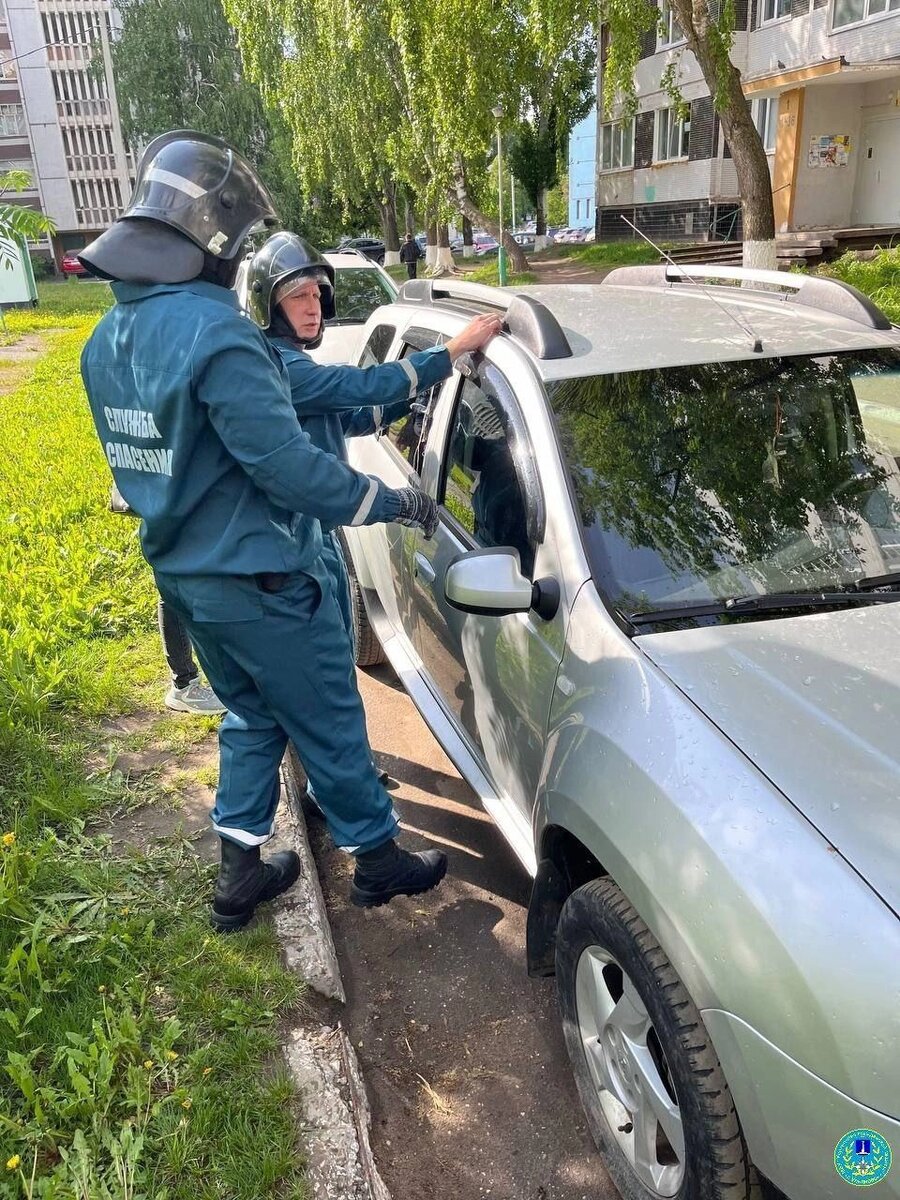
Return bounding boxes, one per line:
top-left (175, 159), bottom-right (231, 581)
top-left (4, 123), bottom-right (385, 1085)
top-left (393, 487), bottom-right (439, 538)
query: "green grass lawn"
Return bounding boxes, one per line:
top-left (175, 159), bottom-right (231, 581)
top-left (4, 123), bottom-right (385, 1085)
top-left (0, 283), bottom-right (307, 1198)
top-left (818, 247), bottom-right (900, 324)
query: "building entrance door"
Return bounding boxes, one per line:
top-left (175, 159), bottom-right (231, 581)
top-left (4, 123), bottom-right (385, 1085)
top-left (853, 116), bottom-right (900, 225)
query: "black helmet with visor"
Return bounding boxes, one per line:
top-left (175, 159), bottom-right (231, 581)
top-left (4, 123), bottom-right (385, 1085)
top-left (245, 232), bottom-right (336, 347)
top-left (79, 130), bottom-right (279, 284)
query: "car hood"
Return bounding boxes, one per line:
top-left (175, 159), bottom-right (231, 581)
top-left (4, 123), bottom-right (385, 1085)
top-left (309, 325), bottom-right (365, 366)
top-left (638, 605), bottom-right (900, 916)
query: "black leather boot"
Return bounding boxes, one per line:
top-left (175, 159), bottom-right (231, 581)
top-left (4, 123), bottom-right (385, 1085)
top-left (210, 839), bottom-right (301, 932)
top-left (350, 838), bottom-right (448, 908)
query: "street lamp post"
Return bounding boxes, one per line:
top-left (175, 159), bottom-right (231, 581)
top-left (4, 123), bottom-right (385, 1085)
top-left (491, 103), bottom-right (507, 286)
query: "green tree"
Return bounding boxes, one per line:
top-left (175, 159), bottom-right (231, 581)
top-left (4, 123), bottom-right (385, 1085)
top-left (546, 173), bottom-right (570, 227)
top-left (0, 171), bottom-right (54, 271)
top-left (109, 0), bottom-right (304, 232)
top-left (601, 0), bottom-right (775, 266)
top-left (224, 0), bottom-right (566, 273)
top-left (509, 3), bottom-right (595, 246)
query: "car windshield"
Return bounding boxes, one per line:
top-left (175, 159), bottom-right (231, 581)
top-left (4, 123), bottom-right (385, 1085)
top-left (547, 350), bottom-right (900, 619)
top-left (330, 268), bottom-right (396, 325)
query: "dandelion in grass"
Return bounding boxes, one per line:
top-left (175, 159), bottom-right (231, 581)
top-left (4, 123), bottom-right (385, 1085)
top-left (143, 1059), bottom-right (153, 1070)
top-left (5, 1156), bottom-right (20, 1171)
top-left (2, 832), bottom-right (15, 847)
top-left (165, 1050), bottom-right (178, 1061)
top-left (181, 1098), bottom-right (192, 1109)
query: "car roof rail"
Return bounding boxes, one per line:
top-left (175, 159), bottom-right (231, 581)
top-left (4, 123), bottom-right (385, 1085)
top-left (397, 278), bottom-right (573, 359)
top-left (601, 263), bottom-right (893, 331)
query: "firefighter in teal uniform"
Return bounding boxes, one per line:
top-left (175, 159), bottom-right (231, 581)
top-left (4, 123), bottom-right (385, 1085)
top-left (244, 232), bottom-right (502, 641)
top-left (78, 131), bottom-right (475, 930)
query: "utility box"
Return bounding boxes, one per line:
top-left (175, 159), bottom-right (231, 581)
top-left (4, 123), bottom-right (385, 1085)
top-left (0, 236), bottom-right (38, 307)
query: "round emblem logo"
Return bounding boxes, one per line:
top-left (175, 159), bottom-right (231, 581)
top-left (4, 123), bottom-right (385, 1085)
top-left (834, 1129), bottom-right (892, 1187)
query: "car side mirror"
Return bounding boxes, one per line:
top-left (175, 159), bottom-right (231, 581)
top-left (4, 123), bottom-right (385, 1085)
top-left (444, 549), bottom-right (559, 620)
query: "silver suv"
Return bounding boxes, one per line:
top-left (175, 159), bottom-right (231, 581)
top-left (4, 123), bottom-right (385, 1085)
top-left (341, 268), bottom-right (900, 1200)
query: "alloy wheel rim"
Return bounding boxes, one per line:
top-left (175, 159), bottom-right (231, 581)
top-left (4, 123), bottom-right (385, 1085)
top-left (575, 945), bottom-right (685, 1198)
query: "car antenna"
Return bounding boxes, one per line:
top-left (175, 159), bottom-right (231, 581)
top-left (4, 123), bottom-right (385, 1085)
top-left (619, 216), bottom-right (764, 354)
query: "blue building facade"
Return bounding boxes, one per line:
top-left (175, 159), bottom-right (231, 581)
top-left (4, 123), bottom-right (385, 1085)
top-left (568, 105), bottom-right (597, 229)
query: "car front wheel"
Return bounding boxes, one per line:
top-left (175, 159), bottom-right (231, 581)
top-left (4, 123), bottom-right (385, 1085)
top-left (556, 878), bottom-right (754, 1200)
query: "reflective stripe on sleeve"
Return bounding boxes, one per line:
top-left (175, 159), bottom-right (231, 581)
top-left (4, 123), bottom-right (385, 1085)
top-left (372, 405), bottom-right (383, 428)
top-left (349, 477), bottom-right (379, 527)
top-left (398, 357), bottom-right (419, 399)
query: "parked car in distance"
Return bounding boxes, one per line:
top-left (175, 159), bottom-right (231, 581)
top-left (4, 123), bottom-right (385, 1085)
top-left (61, 252), bottom-right (89, 278)
top-left (473, 234), bottom-right (499, 256)
top-left (554, 227), bottom-right (587, 244)
top-left (341, 269), bottom-right (900, 1200)
top-left (511, 231), bottom-right (535, 254)
top-left (233, 249), bottom-right (398, 365)
top-left (334, 236), bottom-right (386, 265)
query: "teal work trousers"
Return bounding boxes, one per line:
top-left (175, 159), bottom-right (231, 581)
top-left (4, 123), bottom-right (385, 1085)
top-left (154, 562), bottom-right (397, 853)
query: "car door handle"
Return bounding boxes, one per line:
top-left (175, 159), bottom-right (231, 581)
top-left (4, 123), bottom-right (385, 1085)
top-left (414, 551), bottom-right (436, 584)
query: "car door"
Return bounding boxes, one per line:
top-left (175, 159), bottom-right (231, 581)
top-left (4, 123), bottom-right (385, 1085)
top-left (347, 324), bottom-right (455, 650)
top-left (408, 358), bottom-right (566, 821)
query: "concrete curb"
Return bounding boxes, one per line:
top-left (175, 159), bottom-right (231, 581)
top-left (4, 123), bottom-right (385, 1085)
top-left (273, 748), bottom-right (345, 1002)
top-left (283, 1024), bottom-right (391, 1200)
top-left (275, 747), bottom-right (392, 1200)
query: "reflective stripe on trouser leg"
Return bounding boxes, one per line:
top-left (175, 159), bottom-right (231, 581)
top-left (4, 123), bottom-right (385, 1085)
top-left (153, 573), bottom-right (286, 846)
top-left (154, 568), bottom-right (397, 853)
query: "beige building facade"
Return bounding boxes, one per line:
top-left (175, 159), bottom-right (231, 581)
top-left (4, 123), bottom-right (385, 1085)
top-left (1, 0), bottom-right (131, 263)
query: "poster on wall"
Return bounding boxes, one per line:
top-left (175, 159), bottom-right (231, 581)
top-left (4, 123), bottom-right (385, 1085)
top-left (808, 134), bottom-right (852, 168)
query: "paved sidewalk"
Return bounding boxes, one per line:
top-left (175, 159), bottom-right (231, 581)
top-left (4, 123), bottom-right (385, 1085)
top-left (306, 664), bottom-right (618, 1200)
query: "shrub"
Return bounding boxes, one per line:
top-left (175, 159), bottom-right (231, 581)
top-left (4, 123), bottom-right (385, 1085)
top-left (819, 248), bottom-right (900, 324)
top-left (29, 253), bottom-right (56, 281)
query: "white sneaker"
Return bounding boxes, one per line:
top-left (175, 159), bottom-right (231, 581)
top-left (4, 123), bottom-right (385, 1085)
top-left (165, 679), bottom-right (227, 715)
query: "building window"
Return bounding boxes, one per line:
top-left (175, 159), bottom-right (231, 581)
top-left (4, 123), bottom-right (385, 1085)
top-left (753, 97), bottom-right (778, 152)
top-left (833, 0), bottom-right (900, 25)
top-left (601, 118), bottom-right (635, 171)
top-left (0, 159), bottom-right (35, 183)
top-left (761, 0), bottom-right (791, 19)
top-left (656, 107), bottom-right (690, 161)
top-left (0, 104), bottom-right (26, 138)
top-left (658, 0), bottom-right (685, 46)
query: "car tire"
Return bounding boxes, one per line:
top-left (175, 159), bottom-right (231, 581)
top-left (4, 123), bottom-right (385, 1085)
top-left (339, 539), bottom-right (386, 668)
top-left (556, 878), bottom-right (755, 1200)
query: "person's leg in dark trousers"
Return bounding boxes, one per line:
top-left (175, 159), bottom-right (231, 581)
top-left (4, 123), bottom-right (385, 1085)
top-left (158, 595), bottom-right (198, 688)
top-left (158, 595), bottom-right (226, 714)
top-left (406, 262), bottom-right (417, 279)
top-left (154, 567), bottom-right (445, 926)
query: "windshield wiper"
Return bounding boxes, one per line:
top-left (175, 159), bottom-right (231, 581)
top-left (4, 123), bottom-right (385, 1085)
top-left (628, 589), bottom-right (900, 627)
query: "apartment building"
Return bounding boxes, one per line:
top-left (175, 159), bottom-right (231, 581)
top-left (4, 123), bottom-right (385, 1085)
top-left (1, 0), bottom-right (131, 263)
top-left (570, 2), bottom-right (900, 240)
top-left (0, 3), bottom-right (46, 238)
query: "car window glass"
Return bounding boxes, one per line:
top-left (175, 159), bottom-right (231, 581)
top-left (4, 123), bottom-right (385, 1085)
top-left (547, 350), bottom-right (900, 619)
top-left (441, 377), bottom-right (535, 576)
top-left (359, 324), bottom-right (396, 367)
top-left (331, 269), bottom-right (396, 325)
top-left (385, 335), bottom-right (444, 476)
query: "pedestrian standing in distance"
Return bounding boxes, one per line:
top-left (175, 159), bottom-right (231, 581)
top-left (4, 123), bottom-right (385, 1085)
top-left (400, 232), bottom-right (422, 280)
